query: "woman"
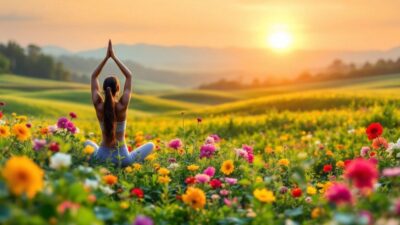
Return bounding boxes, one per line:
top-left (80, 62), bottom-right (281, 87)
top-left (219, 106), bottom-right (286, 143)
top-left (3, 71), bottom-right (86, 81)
top-left (85, 40), bottom-right (154, 167)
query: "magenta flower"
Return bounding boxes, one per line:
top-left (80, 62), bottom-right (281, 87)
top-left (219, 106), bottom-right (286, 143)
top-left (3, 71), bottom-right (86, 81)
top-left (133, 215), bottom-right (153, 225)
top-left (168, 138), bottom-right (182, 150)
top-left (209, 134), bottom-right (221, 143)
top-left (65, 121), bottom-right (77, 134)
top-left (195, 174), bottom-right (210, 183)
top-left (344, 158), bottom-right (378, 190)
top-left (325, 183), bottom-right (353, 205)
top-left (200, 144), bottom-right (216, 158)
top-left (57, 117), bottom-right (69, 129)
top-left (33, 139), bottom-right (47, 151)
top-left (203, 166), bottom-right (216, 177)
top-left (224, 177), bottom-right (237, 185)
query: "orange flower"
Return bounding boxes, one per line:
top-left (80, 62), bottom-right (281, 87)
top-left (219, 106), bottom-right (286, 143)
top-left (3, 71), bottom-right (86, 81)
top-left (103, 174), bottom-right (118, 185)
top-left (372, 137), bottom-right (388, 149)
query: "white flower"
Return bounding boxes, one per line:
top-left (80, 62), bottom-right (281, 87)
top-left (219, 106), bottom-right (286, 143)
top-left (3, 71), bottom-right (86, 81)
top-left (78, 165), bottom-right (93, 173)
top-left (100, 185), bottom-right (114, 195)
top-left (0, 120), bottom-right (5, 125)
top-left (48, 125), bottom-right (58, 133)
top-left (50, 153), bottom-right (71, 169)
top-left (84, 179), bottom-right (99, 189)
top-left (168, 163), bottom-right (180, 170)
top-left (348, 128), bottom-right (355, 134)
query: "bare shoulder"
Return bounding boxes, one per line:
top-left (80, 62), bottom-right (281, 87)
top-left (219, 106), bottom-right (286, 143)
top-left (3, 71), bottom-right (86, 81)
top-left (94, 102), bottom-right (104, 121)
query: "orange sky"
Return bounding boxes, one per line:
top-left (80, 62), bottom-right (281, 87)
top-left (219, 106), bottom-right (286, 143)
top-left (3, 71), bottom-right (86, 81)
top-left (1, 0), bottom-right (400, 51)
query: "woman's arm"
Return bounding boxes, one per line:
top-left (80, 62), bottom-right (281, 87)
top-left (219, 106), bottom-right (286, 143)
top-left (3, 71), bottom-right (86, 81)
top-left (91, 43), bottom-right (111, 106)
top-left (109, 42), bottom-right (132, 108)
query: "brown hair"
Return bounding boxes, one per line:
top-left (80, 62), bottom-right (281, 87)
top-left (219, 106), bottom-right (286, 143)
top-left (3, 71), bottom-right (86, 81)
top-left (103, 76), bottom-right (119, 146)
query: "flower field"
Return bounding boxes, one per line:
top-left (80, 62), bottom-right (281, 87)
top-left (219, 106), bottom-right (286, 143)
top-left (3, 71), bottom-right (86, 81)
top-left (1, 95), bottom-right (400, 225)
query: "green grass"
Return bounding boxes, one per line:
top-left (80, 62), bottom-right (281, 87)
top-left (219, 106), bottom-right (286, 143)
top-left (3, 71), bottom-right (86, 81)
top-left (159, 90), bottom-right (240, 105)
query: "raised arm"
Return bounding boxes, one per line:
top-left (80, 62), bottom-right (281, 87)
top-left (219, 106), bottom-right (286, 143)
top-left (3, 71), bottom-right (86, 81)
top-left (91, 44), bottom-right (110, 106)
top-left (109, 41), bottom-right (132, 108)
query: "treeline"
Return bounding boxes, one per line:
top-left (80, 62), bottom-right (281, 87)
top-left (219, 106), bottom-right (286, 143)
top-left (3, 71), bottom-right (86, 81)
top-left (199, 57), bottom-right (400, 90)
top-left (0, 41), bottom-right (87, 82)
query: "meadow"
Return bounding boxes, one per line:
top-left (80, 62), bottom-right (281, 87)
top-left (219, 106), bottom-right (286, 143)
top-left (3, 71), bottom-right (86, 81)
top-left (0, 73), bottom-right (400, 225)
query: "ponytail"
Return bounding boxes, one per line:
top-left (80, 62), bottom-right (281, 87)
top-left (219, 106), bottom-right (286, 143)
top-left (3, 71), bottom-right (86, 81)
top-left (104, 87), bottom-right (116, 146)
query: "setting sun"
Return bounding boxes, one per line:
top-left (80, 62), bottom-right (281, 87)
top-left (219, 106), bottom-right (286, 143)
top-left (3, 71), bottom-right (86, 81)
top-left (267, 30), bottom-right (293, 51)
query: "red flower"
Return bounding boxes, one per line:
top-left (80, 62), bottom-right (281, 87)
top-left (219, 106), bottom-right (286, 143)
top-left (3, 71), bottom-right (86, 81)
top-left (197, 117), bottom-right (202, 123)
top-left (0, 102), bottom-right (5, 107)
top-left (210, 179), bottom-right (222, 189)
top-left (344, 158), bottom-right (378, 190)
top-left (291, 188), bottom-right (302, 198)
top-left (366, 122), bottom-right (383, 140)
top-left (185, 177), bottom-right (196, 185)
top-left (128, 145), bottom-right (133, 152)
top-left (69, 112), bottom-right (77, 119)
top-left (344, 159), bottom-right (352, 167)
top-left (130, 188), bottom-right (144, 198)
top-left (49, 142), bottom-right (60, 152)
top-left (323, 164), bottom-right (333, 173)
top-left (0, 111), bottom-right (3, 120)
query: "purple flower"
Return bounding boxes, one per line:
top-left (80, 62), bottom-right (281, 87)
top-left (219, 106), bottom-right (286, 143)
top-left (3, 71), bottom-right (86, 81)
top-left (200, 144), bottom-right (216, 158)
top-left (203, 166), bottom-right (216, 177)
top-left (168, 138), bottom-right (182, 150)
top-left (195, 174), bottom-right (210, 183)
top-left (57, 117), bottom-right (69, 129)
top-left (224, 177), bottom-right (237, 185)
top-left (33, 139), bottom-right (47, 151)
top-left (65, 121), bottom-right (77, 134)
top-left (133, 215), bottom-right (153, 225)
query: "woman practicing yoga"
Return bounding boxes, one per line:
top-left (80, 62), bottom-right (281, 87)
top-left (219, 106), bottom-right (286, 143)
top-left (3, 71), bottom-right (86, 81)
top-left (85, 40), bottom-right (154, 167)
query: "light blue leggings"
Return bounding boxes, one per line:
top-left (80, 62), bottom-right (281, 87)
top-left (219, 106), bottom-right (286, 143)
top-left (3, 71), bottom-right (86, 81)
top-left (84, 140), bottom-right (154, 167)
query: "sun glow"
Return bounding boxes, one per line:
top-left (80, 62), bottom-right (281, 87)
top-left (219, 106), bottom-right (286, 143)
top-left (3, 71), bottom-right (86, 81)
top-left (267, 29), bottom-right (293, 51)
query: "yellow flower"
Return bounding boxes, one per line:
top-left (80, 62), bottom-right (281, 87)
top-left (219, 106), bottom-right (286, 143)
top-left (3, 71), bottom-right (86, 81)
top-left (120, 201), bottom-right (129, 209)
top-left (255, 176), bottom-right (263, 183)
top-left (253, 188), bottom-right (275, 203)
top-left (158, 167), bottom-right (170, 176)
top-left (124, 166), bottom-right (133, 173)
top-left (182, 187), bottom-right (206, 209)
top-left (317, 181), bottom-right (332, 193)
top-left (153, 163), bottom-right (160, 170)
top-left (2, 156), bottom-right (44, 198)
top-left (264, 146), bottom-right (274, 154)
top-left (325, 150), bottom-right (333, 157)
top-left (336, 160), bottom-right (345, 168)
top-left (103, 174), bottom-right (118, 185)
top-left (12, 123), bottom-right (31, 141)
top-left (16, 115), bottom-right (27, 122)
top-left (132, 163), bottom-right (142, 171)
top-left (145, 153), bottom-right (157, 161)
top-left (187, 164), bottom-right (199, 171)
top-left (307, 186), bottom-right (317, 195)
top-left (83, 145), bottom-right (95, 155)
top-left (275, 146), bottom-right (284, 154)
top-left (278, 158), bottom-right (290, 167)
top-left (311, 207), bottom-right (324, 219)
top-left (158, 176), bottom-right (171, 184)
top-left (220, 160), bottom-right (234, 175)
top-left (0, 126), bottom-right (10, 138)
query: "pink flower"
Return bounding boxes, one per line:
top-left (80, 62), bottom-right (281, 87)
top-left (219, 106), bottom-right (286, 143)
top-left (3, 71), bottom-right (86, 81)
top-left (33, 139), bottom-right (47, 151)
top-left (360, 146), bottom-right (370, 157)
top-left (205, 136), bottom-right (215, 144)
top-left (57, 117), bottom-right (69, 129)
top-left (209, 134), bottom-right (221, 143)
top-left (344, 158), bottom-right (378, 190)
top-left (195, 174), bottom-right (210, 183)
top-left (66, 121), bottom-right (77, 134)
top-left (224, 177), bottom-right (237, 185)
top-left (235, 144), bottom-right (254, 163)
top-left (203, 166), bottom-right (215, 177)
top-left (168, 138), bottom-right (182, 150)
top-left (382, 167), bottom-right (400, 177)
top-left (57, 201), bottom-right (80, 214)
top-left (223, 197), bottom-right (237, 207)
top-left (220, 189), bottom-right (229, 196)
top-left (394, 199), bottom-right (400, 215)
top-left (325, 183), bottom-right (353, 205)
top-left (200, 144), bottom-right (216, 158)
top-left (372, 137), bottom-right (388, 150)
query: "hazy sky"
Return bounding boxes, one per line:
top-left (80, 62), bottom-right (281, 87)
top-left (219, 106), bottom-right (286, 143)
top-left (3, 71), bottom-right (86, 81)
top-left (1, 0), bottom-right (400, 51)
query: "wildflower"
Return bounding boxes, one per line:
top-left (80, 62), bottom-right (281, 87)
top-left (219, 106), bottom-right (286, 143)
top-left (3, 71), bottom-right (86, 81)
top-left (209, 134), bottom-right (221, 143)
top-left (12, 123), bottom-right (31, 141)
top-left (49, 142), bottom-right (60, 152)
top-left (0, 101), bottom-right (5, 106)
top-left (84, 179), bottom-right (99, 189)
top-left (323, 164), bottom-right (332, 173)
top-left (360, 146), bottom-right (370, 157)
top-left (65, 121), bottom-right (77, 134)
top-left (394, 199), bottom-right (400, 215)
top-left (185, 176), bottom-right (196, 185)
top-left (197, 117), bottom-right (202, 123)
top-left (325, 183), bottom-right (352, 205)
top-left (158, 176), bottom-right (171, 184)
top-left (168, 138), bottom-right (182, 150)
top-left (372, 137), bottom-right (388, 150)
top-left (195, 174), bottom-right (210, 183)
top-left (366, 122), bottom-right (383, 140)
top-left (220, 189), bottom-right (230, 196)
top-left (83, 145), bottom-right (95, 154)
top-left (57, 117), bottom-right (69, 129)
top-left (133, 215), bottom-right (154, 225)
top-left (2, 156), bottom-right (44, 198)
top-left (311, 207), bottom-right (324, 219)
top-left (145, 153), bottom-right (157, 161)
top-left (344, 158), bottom-right (378, 190)
top-left (221, 160), bottom-right (234, 175)
top-left (205, 136), bottom-right (215, 144)
top-left (133, 163), bottom-right (142, 171)
top-left (336, 160), bottom-right (345, 168)
top-left (253, 188), bottom-right (275, 203)
top-left (382, 167), bottom-right (400, 177)
top-left (200, 144), bottom-right (216, 158)
top-left (120, 201), bottom-right (129, 209)
top-left (168, 163), bottom-right (180, 170)
top-left (224, 177), bottom-right (238, 185)
top-left (130, 188), bottom-right (144, 198)
top-left (0, 125), bottom-right (10, 138)
top-left (69, 112), bottom-right (77, 119)
top-left (26, 123), bottom-right (32, 128)
top-left (57, 201), bottom-right (80, 214)
top-left (291, 188), bottom-right (302, 198)
top-left (307, 186), bottom-right (317, 195)
top-left (0, 111), bottom-right (2, 120)
top-left (278, 158), bottom-right (290, 167)
top-left (203, 166), bottom-right (216, 177)
top-left (182, 187), bottom-right (206, 209)
top-left (305, 196), bottom-right (312, 203)
top-left (33, 139), bottom-right (46, 151)
top-left (241, 144), bottom-right (254, 163)
top-left (279, 186), bottom-right (288, 194)
top-left (246, 208), bottom-right (256, 217)
top-left (210, 179), bottom-right (222, 189)
top-left (103, 174), bottom-right (118, 185)
top-left (158, 167), bottom-right (170, 176)
top-left (224, 197), bottom-right (238, 207)
top-left (265, 146), bottom-right (274, 154)
top-left (211, 194), bottom-right (220, 200)
top-left (187, 164), bottom-right (199, 171)
top-left (49, 153), bottom-right (71, 170)
top-left (125, 166), bottom-right (133, 173)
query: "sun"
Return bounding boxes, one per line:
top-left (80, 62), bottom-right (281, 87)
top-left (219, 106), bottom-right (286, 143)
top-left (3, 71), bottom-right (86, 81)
top-left (267, 30), bottom-right (293, 51)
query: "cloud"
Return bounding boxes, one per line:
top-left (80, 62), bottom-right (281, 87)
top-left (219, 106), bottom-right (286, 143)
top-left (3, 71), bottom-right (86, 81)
top-left (0, 13), bottom-right (39, 22)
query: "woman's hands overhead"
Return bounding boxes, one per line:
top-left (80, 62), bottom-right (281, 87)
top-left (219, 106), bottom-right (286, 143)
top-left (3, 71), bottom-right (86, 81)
top-left (107, 39), bottom-right (115, 59)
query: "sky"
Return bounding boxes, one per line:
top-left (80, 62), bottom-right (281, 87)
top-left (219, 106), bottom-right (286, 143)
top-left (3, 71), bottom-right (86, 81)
top-left (1, 0), bottom-right (400, 51)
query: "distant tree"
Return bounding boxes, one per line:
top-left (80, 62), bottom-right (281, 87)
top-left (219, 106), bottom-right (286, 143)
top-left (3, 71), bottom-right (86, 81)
top-left (0, 53), bottom-right (10, 73)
